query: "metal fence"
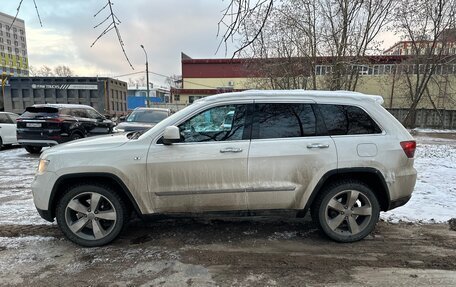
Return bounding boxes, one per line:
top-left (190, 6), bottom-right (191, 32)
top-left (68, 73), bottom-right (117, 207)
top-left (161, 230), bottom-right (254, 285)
top-left (387, 108), bottom-right (456, 129)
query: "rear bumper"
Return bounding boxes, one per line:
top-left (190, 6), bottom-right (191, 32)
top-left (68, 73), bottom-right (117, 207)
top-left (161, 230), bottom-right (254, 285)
top-left (388, 195), bottom-right (412, 210)
top-left (17, 129), bottom-right (71, 146)
top-left (18, 139), bottom-right (59, 147)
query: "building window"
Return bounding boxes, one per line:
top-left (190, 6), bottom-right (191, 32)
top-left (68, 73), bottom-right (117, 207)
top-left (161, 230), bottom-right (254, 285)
top-left (14, 34), bottom-right (17, 39)
top-left (20, 29), bottom-right (24, 35)
top-left (174, 94), bottom-right (180, 101)
top-left (7, 39), bottom-right (11, 45)
top-left (6, 32), bottom-right (10, 38)
top-left (13, 27), bottom-right (17, 33)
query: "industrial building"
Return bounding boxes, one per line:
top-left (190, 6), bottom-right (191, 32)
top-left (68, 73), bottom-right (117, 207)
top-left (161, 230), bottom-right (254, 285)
top-left (2, 77), bottom-right (128, 116)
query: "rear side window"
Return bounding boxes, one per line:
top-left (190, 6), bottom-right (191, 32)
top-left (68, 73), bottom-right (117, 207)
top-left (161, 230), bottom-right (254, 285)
top-left (318, 104), bottom-right (381, 135)
top-left (253, 103), bottom-right (316, 139)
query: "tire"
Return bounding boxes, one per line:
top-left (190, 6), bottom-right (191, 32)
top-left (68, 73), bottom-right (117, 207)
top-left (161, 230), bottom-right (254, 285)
top-left (56, 183), bottom-right (129, 247)
top-left (70, 132), bottom-right (84, 141)
top-left (24, 146), bottom-right (42, 154)
top-left (311, 180), bottom-right (380, 243)
top-left (0, 137), bottom-right (3, 150)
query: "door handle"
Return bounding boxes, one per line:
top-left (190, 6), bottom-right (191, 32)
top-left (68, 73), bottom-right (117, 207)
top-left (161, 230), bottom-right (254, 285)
top-left (307, 143), bottom-right (330, 149)
top-left (220, 147), bottom-right (243, 153)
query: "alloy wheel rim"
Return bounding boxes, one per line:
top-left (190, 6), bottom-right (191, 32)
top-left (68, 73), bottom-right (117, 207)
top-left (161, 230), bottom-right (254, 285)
top-left (324, 189), bottom-right (372, 236)
top-left (65, 192), bottom-right (117, 241)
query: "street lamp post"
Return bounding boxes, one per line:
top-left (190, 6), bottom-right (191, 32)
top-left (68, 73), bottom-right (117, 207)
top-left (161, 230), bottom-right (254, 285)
top-left (140, 44), bottom-right (150, 107)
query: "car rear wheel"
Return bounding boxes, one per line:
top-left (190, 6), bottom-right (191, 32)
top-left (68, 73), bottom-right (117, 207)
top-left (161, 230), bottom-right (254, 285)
top-left (24, 146), bottom-right (42, 154)
top-left (56, 183), bottom-right (129, 247)
top-left (70, 132), bottom-right (84, 141)
top-left (312, 181), bottom-right (380, 243)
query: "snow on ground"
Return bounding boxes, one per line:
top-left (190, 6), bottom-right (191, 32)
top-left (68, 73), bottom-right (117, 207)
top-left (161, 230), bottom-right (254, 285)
top-left (0, 148), bottom-right (52, 225)
top-left (0, 137), bottom-right (455, 226)
top-left (381, 141), bottom-right (456, 223)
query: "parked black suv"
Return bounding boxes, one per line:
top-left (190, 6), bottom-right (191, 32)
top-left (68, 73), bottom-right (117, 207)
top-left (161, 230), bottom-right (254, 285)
top-left (17, 104), bottom-right (114, 154)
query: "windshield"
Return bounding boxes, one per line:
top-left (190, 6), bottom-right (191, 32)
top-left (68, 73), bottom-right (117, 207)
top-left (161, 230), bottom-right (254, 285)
top-left (126, 110), bottom-right (168, 123)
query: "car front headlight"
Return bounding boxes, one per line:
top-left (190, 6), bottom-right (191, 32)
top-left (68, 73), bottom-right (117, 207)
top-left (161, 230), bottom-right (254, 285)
top-left (37, 159), bottom-right (50, 174)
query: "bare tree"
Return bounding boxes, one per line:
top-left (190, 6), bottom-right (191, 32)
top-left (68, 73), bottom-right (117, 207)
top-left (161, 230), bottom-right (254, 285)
top-left (37, 65), bottom-right (54, 76)
top-left (91, 0), bottom-right (134, 70)
top-left (394, 0), bottom-right (456, 127)
top-left (53, 65), bottom-right (74, 77)
top-left (28, 65), bottom-right (38, 76)
top-left (10, 0), bottom-right (43, 28)
top-left (229, 0), bottom-right (395, 91)
top-left (166, 74), bottom-right (183, 89)
top-left (318, 0), bottom-right (395, 90)
top-left (12, 0), bottom-right (133, 69)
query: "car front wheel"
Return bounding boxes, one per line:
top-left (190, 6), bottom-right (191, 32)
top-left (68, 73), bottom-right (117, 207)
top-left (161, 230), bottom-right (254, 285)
top-left (312, 181), bottom-right (380, 243)
top-left (56, 184), bottom-right (129, 247)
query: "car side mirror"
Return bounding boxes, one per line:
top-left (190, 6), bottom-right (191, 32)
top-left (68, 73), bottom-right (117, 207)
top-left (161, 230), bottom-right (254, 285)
top-left (162, 126), bottom-right (181, 145)
top-left (119, 116), bottom-right (126, 122)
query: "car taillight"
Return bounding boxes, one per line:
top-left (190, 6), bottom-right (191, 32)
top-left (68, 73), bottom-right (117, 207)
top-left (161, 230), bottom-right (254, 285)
top-left (400, 141), bottom-right (416, 158)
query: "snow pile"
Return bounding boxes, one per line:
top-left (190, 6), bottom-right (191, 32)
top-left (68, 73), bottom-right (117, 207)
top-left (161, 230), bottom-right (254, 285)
top-left (381, 142), bottom-right (456, 223)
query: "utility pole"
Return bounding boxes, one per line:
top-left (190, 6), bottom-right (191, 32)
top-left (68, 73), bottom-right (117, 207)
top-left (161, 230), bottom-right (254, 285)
top-left (140, 44), bottom-right (150, 107)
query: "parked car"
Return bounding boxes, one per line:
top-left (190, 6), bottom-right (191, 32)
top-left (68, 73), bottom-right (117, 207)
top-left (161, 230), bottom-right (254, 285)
top-left (32, 90), bottom-right (417, 246)
top-left (17, 104), bottom-right (114, 154)
top-left (113, 107), bottom-right (171, 132)
top-left (0, 112), bottom-right (19, 149)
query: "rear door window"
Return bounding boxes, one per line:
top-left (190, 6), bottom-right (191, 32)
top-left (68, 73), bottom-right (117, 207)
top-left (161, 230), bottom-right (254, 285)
top-left (253, 103), bottom-right (316, 139)
top-left (72, 108), bottom-right (90, 119)
top-left (318, 104), bottom-right (382, 135)
top-left (0, 113), bottom-right (12, 124)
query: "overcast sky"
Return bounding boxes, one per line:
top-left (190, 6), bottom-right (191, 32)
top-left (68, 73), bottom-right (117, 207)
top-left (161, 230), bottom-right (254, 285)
top-left (2, 0), bottom-right (398, 85)
top-left (2, 0), bottom-right (240, 85)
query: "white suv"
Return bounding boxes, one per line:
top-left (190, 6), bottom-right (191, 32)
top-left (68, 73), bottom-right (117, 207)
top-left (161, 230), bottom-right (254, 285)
top-left (31, 90), bottom-right (417, 246)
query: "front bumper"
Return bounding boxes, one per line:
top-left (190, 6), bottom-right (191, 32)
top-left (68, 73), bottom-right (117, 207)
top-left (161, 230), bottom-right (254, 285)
top-left (31, 171), bottom-right (58, 219)
top-left (37, 208), bottom-right (54, 222)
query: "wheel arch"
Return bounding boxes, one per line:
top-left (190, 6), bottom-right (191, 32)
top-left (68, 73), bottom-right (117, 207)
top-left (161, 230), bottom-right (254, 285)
top-left (49, 173), bottom-right (143, 219)
top-left (299, 167), bottom-right (390, 217)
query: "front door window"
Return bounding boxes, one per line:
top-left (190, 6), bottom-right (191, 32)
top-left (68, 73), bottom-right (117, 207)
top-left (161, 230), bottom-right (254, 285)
top-left (178, 104), bottom-right (248, 142)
